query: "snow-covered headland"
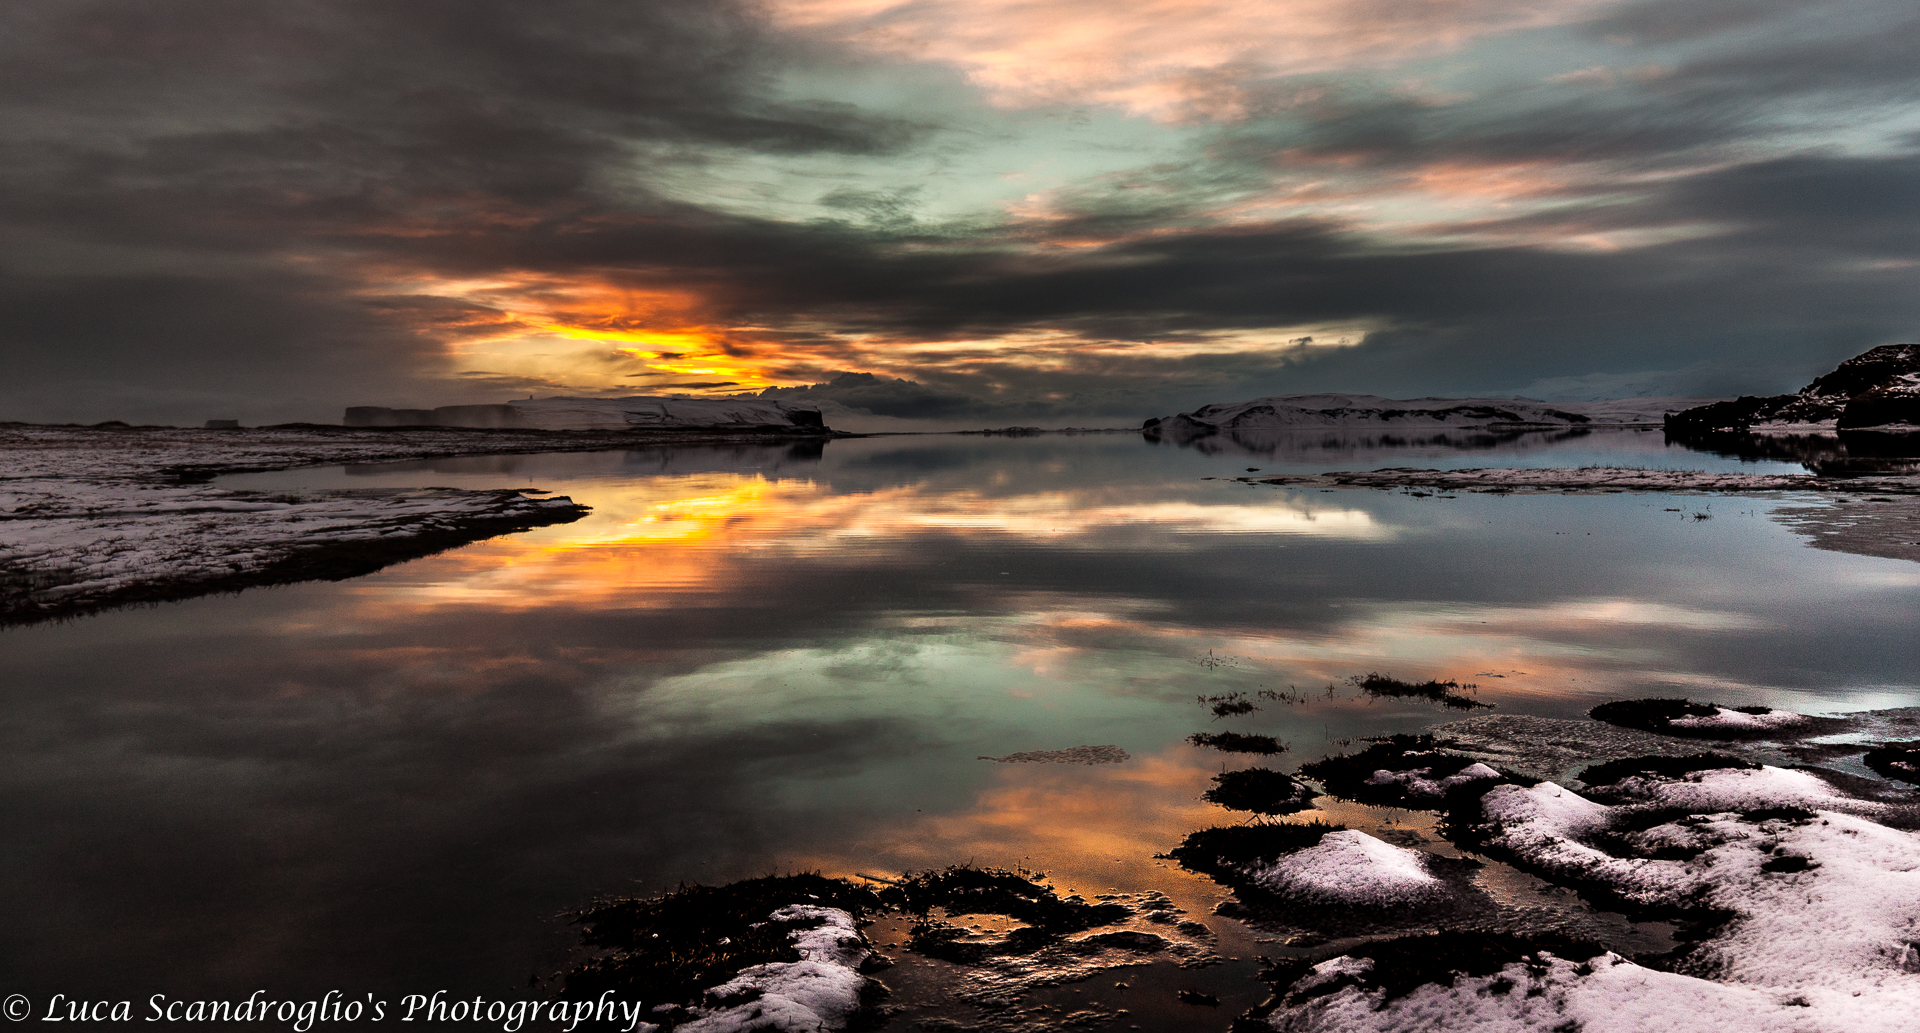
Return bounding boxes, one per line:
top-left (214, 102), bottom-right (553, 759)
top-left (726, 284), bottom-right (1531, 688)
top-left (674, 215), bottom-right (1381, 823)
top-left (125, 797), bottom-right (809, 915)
top-left (1144, 394), bottom-right (1715, 442)
top-left (0, 420), bottom-right (827, 625)
top-left (345, 395), bottom-right (827, 432)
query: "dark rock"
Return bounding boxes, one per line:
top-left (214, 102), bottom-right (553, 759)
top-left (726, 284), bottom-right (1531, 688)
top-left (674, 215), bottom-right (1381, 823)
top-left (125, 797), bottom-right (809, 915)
top-left (1296, 734), bottom-right (1516, 809)
top-left (1864, 742), bottom-right (1920, 784)
top-left (1840, 387), bottom-right (1920, 429)
top-left (1667, 343), bottom-right (1920, 433)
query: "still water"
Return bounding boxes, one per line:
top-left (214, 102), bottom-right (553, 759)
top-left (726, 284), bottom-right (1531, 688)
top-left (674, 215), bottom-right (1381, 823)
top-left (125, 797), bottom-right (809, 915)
top-left (4, 430), bottom-right (1917, 1014)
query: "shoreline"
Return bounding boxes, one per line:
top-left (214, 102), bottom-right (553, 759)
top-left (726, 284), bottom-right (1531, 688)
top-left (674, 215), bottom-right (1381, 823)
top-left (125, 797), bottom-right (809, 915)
top-left (0, 422), bottom-right (838, 627)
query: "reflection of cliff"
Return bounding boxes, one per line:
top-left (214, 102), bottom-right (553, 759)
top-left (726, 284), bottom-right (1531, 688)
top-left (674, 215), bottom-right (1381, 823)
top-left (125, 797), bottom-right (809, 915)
top-left (1666, 429), bottom-right (1920, 476)
top-left (1144, 424), bottom-right (1599, 460)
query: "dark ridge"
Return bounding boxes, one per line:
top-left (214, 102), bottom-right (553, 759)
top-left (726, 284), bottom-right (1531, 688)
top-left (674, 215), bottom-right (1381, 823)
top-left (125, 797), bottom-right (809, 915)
top-left (1578, 753), bottom-right (1759, 787)
top-left (1162, 822), bottom-right (1345, 879)
top-left (1188, 731), bottom-right (1287, 755)
top-left (1350, 672), bottom-right (1491, 710)
top-left (1864, 743), bottom-right (1920, 784)
top-left (563, 873), bottom-right (879, 1006)
top-left (1203, 768), bottom-right (1318, 814)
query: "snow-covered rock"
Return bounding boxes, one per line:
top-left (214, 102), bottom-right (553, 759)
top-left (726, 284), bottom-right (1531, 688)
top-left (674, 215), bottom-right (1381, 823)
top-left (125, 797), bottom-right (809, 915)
top-left (1271, 762), bottom-right (1920, 1031)
top-left (1243, 830), bottom-right (1442, 906)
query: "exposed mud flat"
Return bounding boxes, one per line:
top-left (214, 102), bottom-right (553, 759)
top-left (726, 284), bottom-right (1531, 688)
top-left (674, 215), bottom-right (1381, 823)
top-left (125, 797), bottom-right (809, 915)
top-left (0, 422), bottom-right (830, 625)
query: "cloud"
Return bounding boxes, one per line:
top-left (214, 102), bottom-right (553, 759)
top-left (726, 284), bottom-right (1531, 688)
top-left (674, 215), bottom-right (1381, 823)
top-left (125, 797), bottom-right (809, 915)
top-left (770, 0), bottom-right (1614, 121)
top-left (2, 0), bottom-right (1917, 425)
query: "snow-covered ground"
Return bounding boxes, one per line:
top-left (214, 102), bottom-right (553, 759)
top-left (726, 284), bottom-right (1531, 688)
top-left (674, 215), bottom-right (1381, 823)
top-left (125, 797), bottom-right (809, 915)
top-left (1264, 756), bottom-right (1920, 1031)
top-left (0, 424), bottom-right (646, 623)
top-left (673, 906), bottom-right (873, 1033)
top-left (1244, 830), bottom-right (1444, 906)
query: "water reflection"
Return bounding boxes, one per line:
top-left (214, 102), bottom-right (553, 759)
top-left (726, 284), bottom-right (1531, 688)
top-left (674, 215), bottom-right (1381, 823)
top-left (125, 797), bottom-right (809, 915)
top-left (4, 433), bottom-right (1917, 1009)
top-left (1662, 428), bottom-right (1920, 477)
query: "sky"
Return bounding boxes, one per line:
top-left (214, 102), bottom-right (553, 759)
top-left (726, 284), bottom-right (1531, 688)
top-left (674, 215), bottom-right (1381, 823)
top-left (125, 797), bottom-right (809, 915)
top-left (3, 0), bottom-right (1918, 426)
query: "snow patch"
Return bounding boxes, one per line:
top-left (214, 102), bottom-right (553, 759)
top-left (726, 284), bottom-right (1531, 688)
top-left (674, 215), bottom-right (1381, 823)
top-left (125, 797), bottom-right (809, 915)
top-left (1245, 830), bottom-right (1441, 905)
top-left (679, 906), bottom-right (871, 1033)
top-left (1268, 951), bottom-right (1818, 1033)
top-left (1667, 707), bottom-right (1810, 732)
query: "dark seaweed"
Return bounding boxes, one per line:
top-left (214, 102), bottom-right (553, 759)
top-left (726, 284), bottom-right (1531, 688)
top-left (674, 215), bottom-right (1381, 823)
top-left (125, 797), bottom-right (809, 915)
top-left (884, 866), bottom-right (1130, 933)
top-left (1199, 692), bottom-right (1259, 717)
top-left (1297, 735), bottom-right (1512, 809)
top-left (1350, 673), bottom-right (1492, 710)
top-left (563, 873), bottom-right (879, 1006)
top-left (1584, 697), bottom-right (1835, 740)
top-left (1188, 731), bottom-right (1287, 755)
top-left (1162, 822), bottom-right (1344, 878)
top-left (1202, 768), bottom-right (1318, 814)
top-left (1864, 742), bottom-right (1920, 785)
top-left (1263, 931), bottom-right (1606, 1006)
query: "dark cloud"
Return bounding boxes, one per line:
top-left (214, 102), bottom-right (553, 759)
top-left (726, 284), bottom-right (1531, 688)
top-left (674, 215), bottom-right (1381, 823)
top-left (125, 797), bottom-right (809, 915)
top-left (2, 0), bottom-right (1916, 424)
top-left (0, 0), bottom-right (921, 423)
top-left (760, 371), bottom-right (989, 418)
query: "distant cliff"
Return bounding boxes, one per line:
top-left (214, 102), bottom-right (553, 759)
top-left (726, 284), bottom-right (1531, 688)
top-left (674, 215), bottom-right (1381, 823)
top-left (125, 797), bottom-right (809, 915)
top-left (345, 396), bottom-right (828, 433)
top-left (1665, 344), bottom-right (1920, 434)
top-left (1143, 394), bottom-right (1708, 442)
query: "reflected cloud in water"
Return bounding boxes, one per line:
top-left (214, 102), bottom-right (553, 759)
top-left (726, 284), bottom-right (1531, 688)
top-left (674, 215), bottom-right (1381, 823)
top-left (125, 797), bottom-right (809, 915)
top-left (7, 433), bottom-right (1918, 1001)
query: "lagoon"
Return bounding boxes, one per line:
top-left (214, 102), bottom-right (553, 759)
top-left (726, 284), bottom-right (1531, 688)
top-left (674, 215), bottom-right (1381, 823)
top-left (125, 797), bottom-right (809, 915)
top-left (4, 430), bottom-right (1915, 1023)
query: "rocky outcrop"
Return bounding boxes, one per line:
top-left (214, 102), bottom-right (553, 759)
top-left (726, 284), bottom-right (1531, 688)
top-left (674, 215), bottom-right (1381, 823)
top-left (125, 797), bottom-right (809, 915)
top-left (1665, 343), bottom-right (1920, 433)
top-left (345, 396), bottom-right (828, 433)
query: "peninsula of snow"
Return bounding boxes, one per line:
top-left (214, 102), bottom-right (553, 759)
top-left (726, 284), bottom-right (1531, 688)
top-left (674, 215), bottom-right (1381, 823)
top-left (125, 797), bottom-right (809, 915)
top-left (0, 423), bottom-right (654, 624)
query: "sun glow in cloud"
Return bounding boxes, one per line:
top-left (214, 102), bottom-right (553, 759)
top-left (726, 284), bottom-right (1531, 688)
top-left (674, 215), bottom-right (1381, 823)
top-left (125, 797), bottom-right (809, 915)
top-left (385, 276), bottom-right (804, 395)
